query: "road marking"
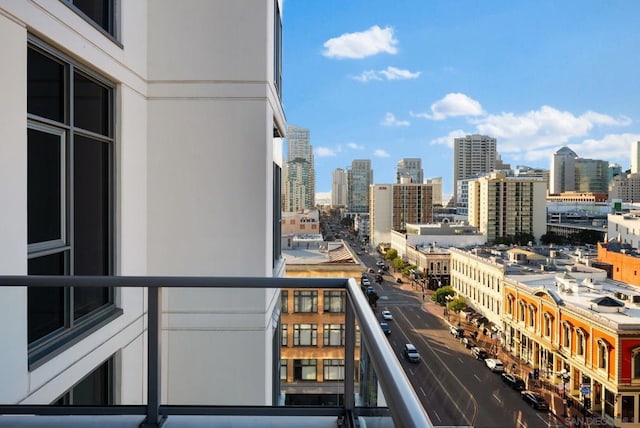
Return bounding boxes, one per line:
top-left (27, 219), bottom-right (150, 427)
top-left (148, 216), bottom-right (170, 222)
top-left (492, 393), bottom-right (502, 404)
top-left (419, 386), bottom-right (426, 396)
top-left (409, 368), bottom-right (414, 376)
top-left (473, 374), bottom-right (481, 382)
top-left (432, 410), bottom-right (441, 422)
top-left (416, 314), bottom-right (421, 319)
top-left (458, 357), bottom-right (464, 364)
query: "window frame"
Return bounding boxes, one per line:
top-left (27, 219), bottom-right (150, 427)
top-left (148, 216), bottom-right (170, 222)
top-left (293, 290), bottom-right (318, 313)
top-left (27, 37), bottom-right (121, 369)
top-left (293, 323), bottom-right (317, 347)
top-left (323, 323), bottom-right (345, 347)
top-left (323, 359), bottom-right (345, 381)
top-left (60, 0), bottom-right (121, 44)
top-left (323, 290), bottom-right (345, 313)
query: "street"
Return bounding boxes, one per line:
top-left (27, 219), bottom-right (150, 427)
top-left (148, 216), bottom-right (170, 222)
top-left (357, 246), bottom-right (562, 427)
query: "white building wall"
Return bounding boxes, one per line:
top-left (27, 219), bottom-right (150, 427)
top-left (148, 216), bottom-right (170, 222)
top-left (0, 0), bottom-right (282, 407)
top-left (370, 185), bottom-right (393, 247)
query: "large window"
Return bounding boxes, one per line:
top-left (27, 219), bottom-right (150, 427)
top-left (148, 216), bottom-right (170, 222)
top-left (293, 359), bottom-right (316, 381)
top-left (323, 359), bottom-right (344, 381)
top-left (323, 324), bottom-right (345, 347)
top-left (280, 360), bottom-right (288, 382)
top-left (294, 290), bottom-right (317, 313)
top-left (280, 290), bottom-right (288, 313)
top-left (27, 41), bottom-right (118, 367)
top-left (54, 357), bottom-right (113, 405)
top-left (293, 324), bottom-right (317, 346)
top-left (281, 324), bottom-right (288, 346)
top-left (323, 290), bottom-right (345, 313)
top-left (62, 0), bottom-right (116, 37)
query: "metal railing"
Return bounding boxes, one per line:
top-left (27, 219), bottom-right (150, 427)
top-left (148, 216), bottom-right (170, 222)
top-left (0, 275), bottom-right (432, 428)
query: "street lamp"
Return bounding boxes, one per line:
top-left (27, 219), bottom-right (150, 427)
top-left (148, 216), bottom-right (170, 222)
top-left (559, 369), bottom-right (570, 417)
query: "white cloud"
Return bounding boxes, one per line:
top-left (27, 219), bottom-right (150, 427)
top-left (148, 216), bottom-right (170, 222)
top-left (381, 112), bottom-right (410, 127)
top-left (373, 149), bottom-right (390, 158)
top-left (347, 142), bottom-right (365, 150)
top-left (473, 106), bottom-right (632, 153)
top-left (315, 192), bottom-right (332, 205)
top-left (352, 66), bottom-right (420, 82)
top-left (577, 133), bottom-right (640, 163)
top-left (430, 130), bottom-right (468, 148)
top-left (412, 93), bottom-right (484, 120)
top-left (315, 147), bottom-right (336, 157)
top-left (323, 25), bottom-right (398, 59)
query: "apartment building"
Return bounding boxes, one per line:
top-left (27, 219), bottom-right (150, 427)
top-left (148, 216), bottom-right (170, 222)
top-left (0, 0), bottom-right (285, 408)
top-left (347, 160), bottom-right (373, 214)
top-left (467, 172), bottom-right (547, 244)
top-left (453, 134), bottom-right (497, 202)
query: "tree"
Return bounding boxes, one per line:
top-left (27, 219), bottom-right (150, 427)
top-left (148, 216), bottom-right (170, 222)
top-left (367, 291), bottom-right (379, 309)
top-left (392, 257), bottom-right (405, 271)
top-left (385, 249), bottom-right (398, 260)
top-left (431, 285), bottom-right (454, 305)
top-left (447, 297), bottom-right (467, 314)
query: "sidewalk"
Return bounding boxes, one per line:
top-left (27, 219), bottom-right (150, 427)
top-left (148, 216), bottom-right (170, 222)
top-left (393, 276), bottom-right (608, 428)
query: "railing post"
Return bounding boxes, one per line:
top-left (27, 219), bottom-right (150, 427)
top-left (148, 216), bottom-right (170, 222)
top-left (140, 286), bottom-right (165, 427)
top-left (344, 291), bottom-right (355, 416)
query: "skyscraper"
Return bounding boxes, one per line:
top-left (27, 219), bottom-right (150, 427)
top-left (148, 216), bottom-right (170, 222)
top-left (396, 158), bottom-right (424, 184)
top-left (284, 125), bottom-right (315, 210)
top-left (575, 158), bottom-right (609, 194)
top-left (632, 141), bottom-right (640, 174)
top-left (550, 146), bottom-right (577, 194)
top-left (347, 160), bottom-right (373, 213)
top-left (453, 134), bottom-right (497, 201)
top-left (332, 168), bottom-right (348, 207)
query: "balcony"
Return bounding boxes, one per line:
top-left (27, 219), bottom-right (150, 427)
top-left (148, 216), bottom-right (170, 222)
top-left (0, 275), bottom-right (431, 428)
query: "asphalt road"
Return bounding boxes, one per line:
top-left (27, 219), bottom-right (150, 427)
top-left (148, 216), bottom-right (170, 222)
top-left (356, 247), bottom-right (562, 428)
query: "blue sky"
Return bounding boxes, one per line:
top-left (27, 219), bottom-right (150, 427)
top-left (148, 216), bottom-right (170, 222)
top-left (282, 1), bottom-right (640, 201)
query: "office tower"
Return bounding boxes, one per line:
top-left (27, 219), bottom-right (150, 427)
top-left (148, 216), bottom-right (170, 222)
top-left (453, 134), bottom-right (497, 201)
top-left (632, 141), bottom-right (640, 174)
top-left (467, 173), bottom-right (547, 243)
top-left (284, 125), bottom-right (315, 209)
top-left (332, 168), bottom-right (348, 207)
top-left (425, 177), bottom-right (443, 206)
top-left (0, 1), bottom-right (284, 407)
top-left (369, 183), bottom-right (433, 247)
top-left (550, 146), bottom-right (577, 194)
top-left (396, 158), bottom-right (424, 184)
top-left (609, 163), bottom-right (623, 183)
top-left (575, 158), bottom-right (610, 194)
top-left (347, 160), bottom-right (373, 213)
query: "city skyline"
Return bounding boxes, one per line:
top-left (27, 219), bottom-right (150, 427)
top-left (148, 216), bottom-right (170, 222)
top-left (282, 1), bottom-right (640, 200)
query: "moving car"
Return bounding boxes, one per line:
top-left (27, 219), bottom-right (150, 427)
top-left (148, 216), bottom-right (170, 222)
top-left (380, 322), bottom-right (391, 335)
top-left (521, 391), bottom-right (549, 410)
top-left (382, 310), bottom-right (393, 320)
top-left (403, 344), bottom-right (420, 363)
top-left (471, 346), bottom-right (488, 360)
top-left (501, 373), bottom-right (526, 390)
top-left (366, 286), bottom-right (375, 294)
top-left (484, 358), bottom-right (505, 372)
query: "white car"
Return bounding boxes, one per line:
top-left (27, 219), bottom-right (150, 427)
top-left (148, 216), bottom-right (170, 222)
top-left (485, 358), bottom-right (505, 372)
top-left (382, 310), bottom-right (393, 320)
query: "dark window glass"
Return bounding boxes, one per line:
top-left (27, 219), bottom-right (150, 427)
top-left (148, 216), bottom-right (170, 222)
top-left (74, 135), bottom-right (110, 276)
top-left (27, 49), bottom-right (65, 122)
top-left (28, 253), bottom-right (66, 343)
top-left (55, 357), bottom-right (112, 405)
top-left (28, 128), bottom-right (62, 244)
top-left (74, 73), bottom-right (110, 136)
top-left (71, 0), bottom-right (111, 34)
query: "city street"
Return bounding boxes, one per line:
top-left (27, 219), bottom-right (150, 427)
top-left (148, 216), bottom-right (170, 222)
top-left (357, 248), bottom-right (563, 427)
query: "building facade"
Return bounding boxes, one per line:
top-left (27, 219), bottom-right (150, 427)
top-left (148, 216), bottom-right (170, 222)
top-left (331, 168), bottom-right (348, 207)
top-left (284, 125), bottom-right (315, 210)
top-left (610, 174), bottom-right (640, 203)
top-left (347, 159), bottom-right (373, 214)
top-left (0, 0), bottom-right (285, 407)
top-left (575, 158), bottom-right (610, 194)
top-left (467, 173), bottom-right (547, 244)
top-left (396, 158), bottom-right (424, 184)
top-left (550, 146), bottom-right (578, 195)
top-left (453, 134), bottom-right (497, 201)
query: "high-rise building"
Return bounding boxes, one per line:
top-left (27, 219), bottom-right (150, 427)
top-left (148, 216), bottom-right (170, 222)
top-left (396, 158), bottom-right (423, 184)
top-left (0, 0), bottom-right (285, 407)
top-left (332, 168), bottom-right (348, 207)
top-left (347, 160), bottom-right (373, 214)
top-left (284, 125), bottom-right (315, 210)
top-left (453, 134), bottom-right (497, 201)
top-left (425, 177), bottom-right (443, 206)
top-left (369, 183), bottom-right (433, 247)
top-left (632, 141), bottom-right (640, 174)
top-left (467, 173), bottom-right (547, 243)
top-left (575, 158), bottom-right (609, 194)
top-left (609, 173), bottom-right (640, 202)
top-left (550, 146), bottom-right (577, 194)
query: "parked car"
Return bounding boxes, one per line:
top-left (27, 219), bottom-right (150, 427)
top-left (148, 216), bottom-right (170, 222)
top-left (361, 278), bottom-right (370, 286)
top-left (485, 358), bottom-right (505, 372)
top-left (521, 391), bottom-right (549, 410)
top-left (380, 322), bottom-right (391, 335)
top-left (403, 344), bottom-right (420, 363)
top-left (471, 346), bottom-right (488, 360)
top-left (382, 310), bottom-right (393, 320)
top-left (462, 337), bottom-right (475, 349)
top-left (366, 286), bottom-right (375, 294)
top-left (501, 373), bottom-right (526, 390)
top-left (449, 326), bottom-right (464, 338)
